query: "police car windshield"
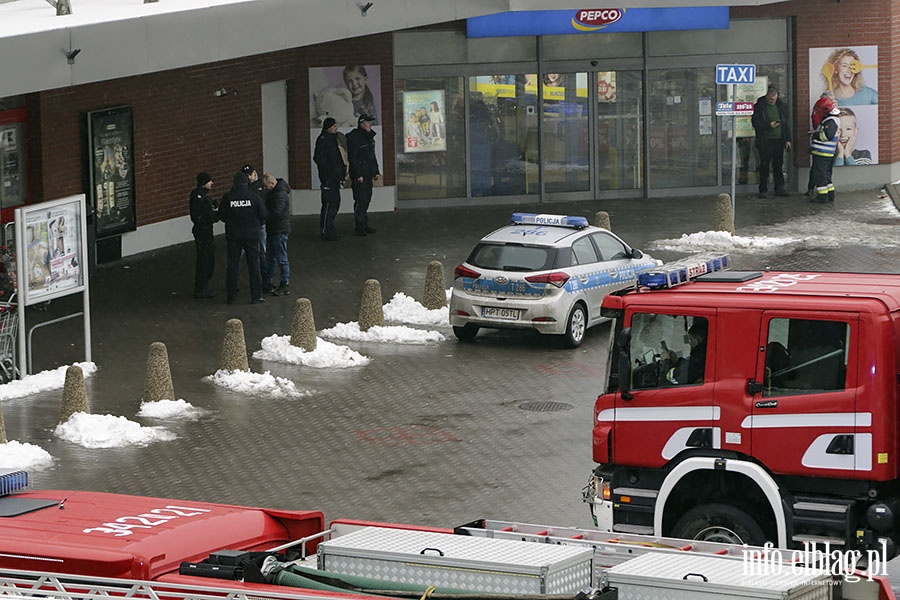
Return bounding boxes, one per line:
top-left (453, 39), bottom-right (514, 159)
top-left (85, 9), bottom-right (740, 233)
top-left (468, 243), bottom-right (556, 272)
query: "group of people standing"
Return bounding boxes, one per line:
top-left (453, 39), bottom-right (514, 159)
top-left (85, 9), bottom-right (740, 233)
top-left (751, 84), bottom-right (857, 205)
top-left (189, 164), bottom-right (292, 305)
top-left (314, 113), bottom-right (381, 240)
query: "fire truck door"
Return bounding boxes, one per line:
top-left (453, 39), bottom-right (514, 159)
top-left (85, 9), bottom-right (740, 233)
top-left (613, 312), bottom-right (715, 469)
top-left (750, 312), bottom-right (860, 478)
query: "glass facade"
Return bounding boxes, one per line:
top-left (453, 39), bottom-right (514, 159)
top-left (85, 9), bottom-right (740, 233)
top-left (394, 18), bottom-right (790, 203)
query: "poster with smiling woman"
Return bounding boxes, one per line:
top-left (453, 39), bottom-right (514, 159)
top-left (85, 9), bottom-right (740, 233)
top-left (809, 46), bottom-right (878, 165)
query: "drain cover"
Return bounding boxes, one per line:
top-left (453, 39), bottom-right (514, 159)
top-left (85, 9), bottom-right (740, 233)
top-left (518, 401), bottom-right (574, 412)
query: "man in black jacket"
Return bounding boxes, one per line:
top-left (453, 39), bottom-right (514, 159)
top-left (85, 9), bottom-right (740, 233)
top-left (346, 114), bottom-right (380, 236)
top-left (261, 172), bottom-right (292, 296)
top-left (218, 171), bottom-right (268, 304)
top-left (313, 118), bottom-right (346, 241)
top-left (189, 172), bottom-right (218, 299)
top-left (751, 85), bottom-right (792, 198)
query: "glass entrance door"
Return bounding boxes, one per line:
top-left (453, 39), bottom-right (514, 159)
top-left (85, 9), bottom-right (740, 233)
top-left (541, 71), bottom-right (589, 194)
top-left (596, 70), bottom-right (642, 193)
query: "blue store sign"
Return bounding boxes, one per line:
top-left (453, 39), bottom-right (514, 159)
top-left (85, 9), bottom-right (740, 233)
top-left (467, 7), bottom-right (730, 38)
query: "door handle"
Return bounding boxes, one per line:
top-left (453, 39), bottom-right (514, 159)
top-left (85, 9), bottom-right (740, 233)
top-left (747, 379), bottom-right (763, 395)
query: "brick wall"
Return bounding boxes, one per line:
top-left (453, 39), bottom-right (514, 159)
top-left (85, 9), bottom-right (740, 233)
top-left (733, 0), bottom-right (893, 165)
top-left (32, 33), bottom-right (393, 228)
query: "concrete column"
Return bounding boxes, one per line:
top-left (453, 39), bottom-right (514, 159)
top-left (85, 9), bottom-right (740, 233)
top-left (144, 342), bottom-right (175, 402)
top-left (221, 319), bottom-right (250, 371)
top-left (422, 261), bottom-right (447, 310)
top-left (59, 364), bottom-right (90, 423)
top-left (713, 193), bottom-right (735, 234)
top-left (359, 279), bottom-right (384, 332)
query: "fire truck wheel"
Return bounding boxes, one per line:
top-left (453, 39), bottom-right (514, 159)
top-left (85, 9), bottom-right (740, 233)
top-left (563, 303), bottom-right (587, 348)
top-left (453, 324), bottom-right (480, 342)
top-left (671, 503), bottom-right (767, 546)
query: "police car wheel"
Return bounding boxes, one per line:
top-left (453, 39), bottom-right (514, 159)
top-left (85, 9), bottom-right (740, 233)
top-left (453, 324), bottom-right (480, 342)
top-left (563, 303), bottom-right (587, 348)
top-left (671, 503), bottom-right (766, 546)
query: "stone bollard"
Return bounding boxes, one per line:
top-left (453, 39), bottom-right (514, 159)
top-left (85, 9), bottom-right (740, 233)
top-left (713, 193), bottom-right (735, 235)
top-left (291, 298), bottom-right (317, 352)
top-left (59, 364), bottom-right (90, 423)
top-left (422, 260), bottom-right (447, 310)
top-left (221, 318), bottom-right (250, 372)
top-left (594, 211), bottom-right (611, 231)
top-left (144, 341), bottom-right (175, 402)
top-left (0, 399), bottom-right (6, 444)
top-left (359, 279), bottom-right (385, 332)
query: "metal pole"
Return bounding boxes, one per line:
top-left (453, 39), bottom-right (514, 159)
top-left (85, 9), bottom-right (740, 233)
top-left (731, 84), bottom-right (737, 216)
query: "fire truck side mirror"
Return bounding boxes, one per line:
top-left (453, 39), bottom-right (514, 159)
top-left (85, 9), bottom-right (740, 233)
top-left (616, 327), bottom-right (633, 400)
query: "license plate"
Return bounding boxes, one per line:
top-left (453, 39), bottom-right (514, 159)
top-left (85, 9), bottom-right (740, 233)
top-left (482, 306), bottom-right (519, 320)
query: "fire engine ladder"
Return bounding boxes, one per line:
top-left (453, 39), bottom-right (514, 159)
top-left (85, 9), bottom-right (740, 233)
top-left (0, 566), bottom-right (342, 600)
top-left (454, 518), bottom-right (762, 570)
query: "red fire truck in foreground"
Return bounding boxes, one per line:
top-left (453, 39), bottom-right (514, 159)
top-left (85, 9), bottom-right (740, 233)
top-left (588, 254), bottom-right (900, 559)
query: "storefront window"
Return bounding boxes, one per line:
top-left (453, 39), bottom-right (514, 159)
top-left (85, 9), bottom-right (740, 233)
top-left (396, 77), bottom-right (466, 200)
top-left (0, 108), bottom-right (28, 210)
top-left (719, 65), bottom-right (789, 187)
top-left (468, 75), bottom-right (539, 197)
top-left (648, 67), bottom-right (717, 189)
top-left (542, 71), bottom-right (589, 194)
top-left (597, 71), bottom-right (642, 191)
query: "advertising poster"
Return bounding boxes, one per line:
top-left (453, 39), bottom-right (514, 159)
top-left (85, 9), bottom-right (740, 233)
top-left (308, 65), bottom-right (384, 188)
top-left (402, 90), bottom-right (446, 153)
top-left (87, 106), bottom-right (136, 236)
top-left (809, 46), bottom-right (878, 165)
top-left (20, 195), bottom-right (84, 303)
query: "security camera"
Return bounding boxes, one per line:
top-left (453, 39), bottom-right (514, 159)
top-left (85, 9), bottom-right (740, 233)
top-left (590, 60), bottom-right (598, 67)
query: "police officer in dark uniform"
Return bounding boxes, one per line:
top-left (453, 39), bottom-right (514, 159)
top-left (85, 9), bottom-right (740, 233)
top-left (218, 171), bottom-right (268, 304)
top-left (346, 113), bottom-right (380, 236)
top-left (313, 117), bottom-right (346, 241)
top-left (189, 172), bottom-right (218, 299)
top-left (241, 164), bottom-right (268, 284)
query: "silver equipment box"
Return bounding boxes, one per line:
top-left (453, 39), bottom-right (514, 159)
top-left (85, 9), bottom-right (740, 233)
top-left (605, 552), bottom-right (833, 600)
top-left (318, 526), bottom-right (593, 595)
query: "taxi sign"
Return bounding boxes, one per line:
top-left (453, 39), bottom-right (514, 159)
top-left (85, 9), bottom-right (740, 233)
top-left (716, 64), bottom-right (756, 85)
top-left (715, 101), bottom-right (754, 116)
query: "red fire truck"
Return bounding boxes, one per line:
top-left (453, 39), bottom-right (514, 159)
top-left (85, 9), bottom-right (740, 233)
top-left (588, 254), bottom-right (900, 559)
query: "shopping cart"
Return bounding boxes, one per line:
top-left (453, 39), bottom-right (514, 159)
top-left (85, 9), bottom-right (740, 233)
top-left (0, 294), bottom-right (18, 383)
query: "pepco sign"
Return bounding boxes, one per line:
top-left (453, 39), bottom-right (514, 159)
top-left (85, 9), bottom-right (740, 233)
top-left (572, 9), bottom-right (625, 31)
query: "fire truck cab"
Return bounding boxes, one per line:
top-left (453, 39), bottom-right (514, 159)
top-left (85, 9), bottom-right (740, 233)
top-left (589, 255), bottom-right (900, 558)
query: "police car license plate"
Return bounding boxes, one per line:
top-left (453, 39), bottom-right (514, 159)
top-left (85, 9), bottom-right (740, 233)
top-left (483, 306), bottom-right (519, 320)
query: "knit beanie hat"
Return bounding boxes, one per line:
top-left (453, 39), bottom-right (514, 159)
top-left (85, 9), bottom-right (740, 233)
top-left (196, 172), bottom-right (212, 186)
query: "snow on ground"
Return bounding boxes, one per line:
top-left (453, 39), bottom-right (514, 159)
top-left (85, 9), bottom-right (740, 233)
top-left (320, 322), bottom-right (445, 344)
top-left (253, 335), bottom-right (370, 368)
top-left (0, 362), bottom-right (97, 402)
top-left (137, 399), bottom-right (210, 419)
top-left (206, 369), bottom-right (311, 399)
top-left (54, 412), bottom-right (177, 449)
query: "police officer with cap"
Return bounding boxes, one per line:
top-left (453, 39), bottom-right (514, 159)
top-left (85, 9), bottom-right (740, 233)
top-left (189, 171), bottom-right (218, 299)
top-left (346, 113), bottom-right (380, 236)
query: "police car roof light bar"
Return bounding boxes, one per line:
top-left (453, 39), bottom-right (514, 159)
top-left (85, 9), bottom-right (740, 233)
top-left (511, 213), bottom-right (589, 229)
top-left (637, 253), bottom-right (732, 290)
top-left (0, 469), bottom-right (28, 497)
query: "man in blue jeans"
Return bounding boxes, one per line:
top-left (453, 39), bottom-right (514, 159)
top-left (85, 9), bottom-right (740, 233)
top-left (261, 172), bottom-right (291, 296)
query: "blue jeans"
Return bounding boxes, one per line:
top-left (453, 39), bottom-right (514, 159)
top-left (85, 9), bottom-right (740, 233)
top-left (265, 232), bottom-right (290, 287)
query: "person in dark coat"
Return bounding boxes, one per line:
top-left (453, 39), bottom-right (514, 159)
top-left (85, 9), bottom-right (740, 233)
top-left (218, 171), bottom-right (268, 304)
top-left (241, 164), bottom-right (267, 283)
top-left (346, 113), bottom-right (381, 236)
top-left (261, 172), bottom-right (292, 296)
top-left (751, 85), bottom-right (792, 198)
top-left (313, 117), bottom-right (346, 241)
top-left (189, 172), bottom-right (218, 299)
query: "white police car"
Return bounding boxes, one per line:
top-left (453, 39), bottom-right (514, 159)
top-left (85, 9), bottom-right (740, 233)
top-left (450, 213), bottom-right (660, 347)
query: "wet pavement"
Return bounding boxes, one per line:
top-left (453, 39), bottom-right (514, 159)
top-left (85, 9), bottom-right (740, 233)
top-left (6, 186), bottom-right (900, 538)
